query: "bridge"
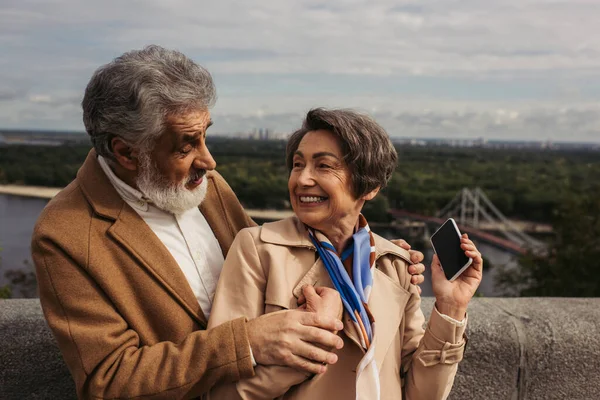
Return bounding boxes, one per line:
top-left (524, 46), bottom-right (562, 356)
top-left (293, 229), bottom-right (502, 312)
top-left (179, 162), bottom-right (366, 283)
top-left (390, 188), bottom-right (548, 255)
top-left (389, 209), bottom-right (526, 255)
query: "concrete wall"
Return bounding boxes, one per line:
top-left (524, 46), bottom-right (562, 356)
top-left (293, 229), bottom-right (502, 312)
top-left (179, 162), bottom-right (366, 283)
top-left (1, 298), bottom-right (599, 400)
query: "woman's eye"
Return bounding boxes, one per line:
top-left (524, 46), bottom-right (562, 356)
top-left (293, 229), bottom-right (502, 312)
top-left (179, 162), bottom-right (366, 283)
top-left (319, 163), bottom-right (331, 169)
top-left (293, 162), bottom-right (303, 168)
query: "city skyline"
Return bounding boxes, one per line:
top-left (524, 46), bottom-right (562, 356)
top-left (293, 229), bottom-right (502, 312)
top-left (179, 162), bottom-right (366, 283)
top-left (1, 0), bottom-right (600, 142)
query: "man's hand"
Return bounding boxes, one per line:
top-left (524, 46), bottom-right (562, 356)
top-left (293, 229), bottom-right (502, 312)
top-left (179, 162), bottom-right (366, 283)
top-left (391, 239), bottom-right (426, 293)
top-left (246, 309), bottom-right (344, 375)
top-left (297, 285), bottom-right (343, 323)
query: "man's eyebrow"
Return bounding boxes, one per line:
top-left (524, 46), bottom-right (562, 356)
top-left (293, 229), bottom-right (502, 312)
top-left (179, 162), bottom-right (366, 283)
top-left (180, 132), bottom-right (200, 142)
top-left (180, 120), bottom-right (213, 143)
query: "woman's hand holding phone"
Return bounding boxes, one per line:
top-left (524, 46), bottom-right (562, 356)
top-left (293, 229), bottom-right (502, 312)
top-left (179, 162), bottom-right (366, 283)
top-left (431, 233), bottom-right (484, 320)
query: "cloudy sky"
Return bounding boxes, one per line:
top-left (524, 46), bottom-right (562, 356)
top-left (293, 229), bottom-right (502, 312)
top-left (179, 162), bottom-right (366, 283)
top-left (1, 0), bottom-right (600, 142)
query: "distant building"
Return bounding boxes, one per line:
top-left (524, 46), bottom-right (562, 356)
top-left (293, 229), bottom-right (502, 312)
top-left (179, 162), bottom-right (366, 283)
top-left (249, 128), bottom-right (274, 140)
top-left (389, 135), bottom-right (600, 152)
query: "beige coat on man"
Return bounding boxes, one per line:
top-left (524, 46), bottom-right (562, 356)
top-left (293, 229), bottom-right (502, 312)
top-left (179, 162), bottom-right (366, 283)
top-left (32, 150), bottom-right (257, 399)
top-left (208, 217), bottom-right (467, 400)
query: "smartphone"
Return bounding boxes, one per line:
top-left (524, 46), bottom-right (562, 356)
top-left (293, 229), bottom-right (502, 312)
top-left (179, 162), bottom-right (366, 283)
top-left (430, 218), bottom-right (472, 281)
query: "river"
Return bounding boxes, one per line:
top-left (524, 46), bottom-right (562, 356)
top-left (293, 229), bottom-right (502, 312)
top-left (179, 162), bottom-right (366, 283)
top-left (0, 194), bottom-right (49, 297)
top-left (0, 193), bottom-right (511, 298)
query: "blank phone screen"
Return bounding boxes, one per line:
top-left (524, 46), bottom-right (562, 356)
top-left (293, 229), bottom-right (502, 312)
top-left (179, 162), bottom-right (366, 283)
top-left (431, 220), bottom-right (471, 280)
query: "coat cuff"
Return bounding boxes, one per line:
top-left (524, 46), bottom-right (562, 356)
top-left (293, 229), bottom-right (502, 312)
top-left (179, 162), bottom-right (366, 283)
top-left (428, 306), bottom-right (468, 344)
top-left (436, 306), bottom-right (467, 327)
top-left (230, 317), bottom-right (255, 380)
top-left (416, 307), bottom-right (467, 367)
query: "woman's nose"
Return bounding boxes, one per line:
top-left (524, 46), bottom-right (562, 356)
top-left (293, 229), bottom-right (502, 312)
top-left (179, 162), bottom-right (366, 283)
top-left (297, 166), bottom-right (315, 186)
top-left (194, 146), bottom-right (216, 171)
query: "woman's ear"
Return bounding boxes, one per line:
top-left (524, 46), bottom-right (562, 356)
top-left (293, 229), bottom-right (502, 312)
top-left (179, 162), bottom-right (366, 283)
top-left (362, 187), bottom-right (380, 201)
top-left (111, 138), bottom-right (139, 171)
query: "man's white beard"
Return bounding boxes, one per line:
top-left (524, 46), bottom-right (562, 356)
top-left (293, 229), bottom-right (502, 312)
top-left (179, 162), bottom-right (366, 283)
top-left (136, 153), bottom-right (208, 215)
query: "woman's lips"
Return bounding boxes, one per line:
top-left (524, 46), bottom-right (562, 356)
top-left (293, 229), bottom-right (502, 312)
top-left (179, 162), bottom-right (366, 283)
top-left (297, 195), bottom-right (328, 207)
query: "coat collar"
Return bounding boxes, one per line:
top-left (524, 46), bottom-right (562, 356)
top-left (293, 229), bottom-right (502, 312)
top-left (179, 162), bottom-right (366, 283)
top-left (76, 149), bottom-right (211, 326)
top-left (260, 216), bottom-right (412, 264)
top-left (263, 216), bottom-right (412, 369)
top-left (77, 149), bottom-right (127, 221)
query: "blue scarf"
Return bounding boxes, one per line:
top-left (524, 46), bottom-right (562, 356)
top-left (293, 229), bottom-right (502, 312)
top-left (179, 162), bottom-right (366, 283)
top-left (307, 215), bottom-right (376, 348)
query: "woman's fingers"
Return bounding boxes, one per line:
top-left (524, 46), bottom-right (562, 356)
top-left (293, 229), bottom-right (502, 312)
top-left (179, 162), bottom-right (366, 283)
top-left (460, 236), bottom-right (483, 263)
top-left (431, 254), bottom-right (441, 268)
top-left (430, 254), bottom-right (446, 283)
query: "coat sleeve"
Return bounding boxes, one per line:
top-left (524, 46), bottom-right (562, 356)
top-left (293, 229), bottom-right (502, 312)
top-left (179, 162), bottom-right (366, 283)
top-left (32, 223), bottom-right (254, 400)
top-left (207, 228), bottom-right (309, 400)
top-left (397, 260), bottom-right (467, 400)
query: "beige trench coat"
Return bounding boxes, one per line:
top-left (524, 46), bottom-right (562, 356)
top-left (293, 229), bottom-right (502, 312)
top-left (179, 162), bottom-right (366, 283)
top-left (208, 216), bottom-right (467, 400)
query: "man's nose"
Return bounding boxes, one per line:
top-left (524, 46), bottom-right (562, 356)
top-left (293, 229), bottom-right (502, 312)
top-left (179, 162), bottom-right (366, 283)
top-left (194, 146), bottom-right (216, 171)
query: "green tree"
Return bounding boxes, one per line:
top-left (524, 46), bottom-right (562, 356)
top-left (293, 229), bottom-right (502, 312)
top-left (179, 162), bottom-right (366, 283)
top-left (362, 194), bottom-right (391, 223)
top-left (496, 186), bottom-right (600, 296)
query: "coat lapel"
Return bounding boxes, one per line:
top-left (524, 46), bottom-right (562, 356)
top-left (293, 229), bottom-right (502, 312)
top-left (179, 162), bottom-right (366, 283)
top-left (78, 150), bottom-right (207, 326)
top-left (262, 216), bottom-right (412, 358)
top-left (108, 206), bottom-right (207, 326)
top-left (368, 268), bottom-right (410, 372)
top-left (291, 257), bottom-right (365, 350)
top-left (295, 264), bottom-right (411, 358)
top-left (200, 174), bottom-right (232, 258)
top-left (291, 258), bottom-right (331, 299)
top-left (263, 217), bottom-right (366, 348)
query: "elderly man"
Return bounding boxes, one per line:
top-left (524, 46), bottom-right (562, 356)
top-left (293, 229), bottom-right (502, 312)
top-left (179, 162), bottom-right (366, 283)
top-left (32, 45), bottom-right (425, 399)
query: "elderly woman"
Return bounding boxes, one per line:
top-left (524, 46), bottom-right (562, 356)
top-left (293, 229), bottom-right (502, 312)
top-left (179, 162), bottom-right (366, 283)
top-left (207, 108), bottom-right (483, 399)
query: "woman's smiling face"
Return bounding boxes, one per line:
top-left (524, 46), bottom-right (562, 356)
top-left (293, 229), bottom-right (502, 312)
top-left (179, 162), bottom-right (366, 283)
top-left (288, 129), bottom-right (369, 235)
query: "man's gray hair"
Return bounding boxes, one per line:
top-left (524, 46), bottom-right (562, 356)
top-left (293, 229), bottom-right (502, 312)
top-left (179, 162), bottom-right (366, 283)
top-left (82, 45), bottom-right (217, 160)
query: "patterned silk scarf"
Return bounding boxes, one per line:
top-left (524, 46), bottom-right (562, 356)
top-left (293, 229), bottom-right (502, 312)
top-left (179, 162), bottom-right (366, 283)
top-left (307, 215), bottom-right (380, 400)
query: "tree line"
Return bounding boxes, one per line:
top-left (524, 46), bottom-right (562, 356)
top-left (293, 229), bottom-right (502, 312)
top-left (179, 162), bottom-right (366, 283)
top-left (1, 139), bottom-right (599, 297)
top-left (2, 139), bottom-right (599, 224)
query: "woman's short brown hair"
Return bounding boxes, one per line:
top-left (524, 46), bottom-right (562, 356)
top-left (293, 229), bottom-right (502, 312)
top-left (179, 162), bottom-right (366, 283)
top-left (286, 108), bottom-right (398, 198)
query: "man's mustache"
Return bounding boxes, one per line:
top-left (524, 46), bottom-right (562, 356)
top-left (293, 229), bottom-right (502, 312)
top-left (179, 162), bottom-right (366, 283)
top-left (190, 169), bottom-right (207, 180)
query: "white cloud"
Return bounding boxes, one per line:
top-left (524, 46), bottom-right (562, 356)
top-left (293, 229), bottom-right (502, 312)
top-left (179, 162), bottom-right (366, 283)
top-left (3, 0), bottom-right (600, 77)
top-left (211, 95), bottom-right (600, 142)
top-left (28, 95), bottom-right (53, 104)
top-left (0, 0), bottom-right (600, 141)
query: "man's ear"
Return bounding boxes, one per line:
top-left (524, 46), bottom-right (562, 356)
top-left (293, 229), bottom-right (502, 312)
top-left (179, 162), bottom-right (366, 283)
top-left (362, 187), bottom-right (380, 201)
top-left (111, 138), bottom-right (139, 171)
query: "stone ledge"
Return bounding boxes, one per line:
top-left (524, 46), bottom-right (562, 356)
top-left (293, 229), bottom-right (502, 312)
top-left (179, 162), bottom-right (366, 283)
top-left (1, 298), bottom-right (599, 399)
